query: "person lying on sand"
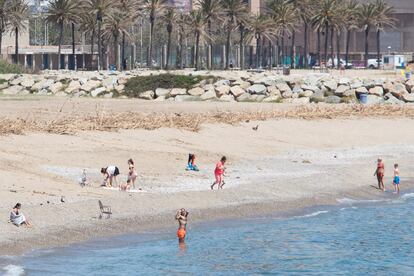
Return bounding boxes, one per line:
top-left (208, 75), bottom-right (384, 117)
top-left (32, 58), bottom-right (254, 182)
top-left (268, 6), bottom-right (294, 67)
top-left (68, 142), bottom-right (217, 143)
top-left (211, 156), bottom-right (226, 190)
top-left (176, 208), bottom-right (188, 243)
top-left (10, 203), bottom-right (31, 227)
top-left (393, 163), bottom-right (400, 194)
top-left (374, 158), bottom-right (385, 191)
top-left (101, 166), bottom-right (120, 188)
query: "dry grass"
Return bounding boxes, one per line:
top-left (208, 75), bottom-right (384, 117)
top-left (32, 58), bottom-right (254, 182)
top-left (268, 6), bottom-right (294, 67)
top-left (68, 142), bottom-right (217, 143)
top-left (1, 104), bottom-right (413, 136)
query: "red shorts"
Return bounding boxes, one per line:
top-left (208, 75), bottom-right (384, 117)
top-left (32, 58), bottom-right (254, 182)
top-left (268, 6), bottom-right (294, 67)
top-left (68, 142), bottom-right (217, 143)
top-left (177, 228), bottom-right (186, 239)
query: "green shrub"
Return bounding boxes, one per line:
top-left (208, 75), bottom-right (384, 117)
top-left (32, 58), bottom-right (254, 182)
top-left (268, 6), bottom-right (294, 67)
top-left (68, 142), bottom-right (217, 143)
top-left (0, 59), bottom-right (25, 74)
top-left (124, 74), bottom-right (214, 97)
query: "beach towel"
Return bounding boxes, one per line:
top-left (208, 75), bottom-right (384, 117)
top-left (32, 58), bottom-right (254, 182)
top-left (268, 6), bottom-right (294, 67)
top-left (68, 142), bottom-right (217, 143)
top-left (10, 212), bottom-right (25, 226)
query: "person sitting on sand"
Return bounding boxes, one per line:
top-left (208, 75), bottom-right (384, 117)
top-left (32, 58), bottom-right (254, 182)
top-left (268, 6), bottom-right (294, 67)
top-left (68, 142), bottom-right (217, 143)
top-left (393, 163), bottom-right (400, 194)
top-left (175, 208), bottom-right (189, 243)
top-left (10, 203), bottom-right (31, 227)
top-left (101, 165), bottom-right (120, 188)
top-left (211, 156), bottom-right (226, 190)
top-left (121, 159), bottom-right (138, 191)
top-left (186, 154), bottom-right (199, 171)
top-left (374, 158), bottom-right (385, 191)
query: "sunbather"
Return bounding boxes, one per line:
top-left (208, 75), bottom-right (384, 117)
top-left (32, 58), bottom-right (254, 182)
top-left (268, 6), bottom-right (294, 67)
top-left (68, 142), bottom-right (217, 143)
top-left (10, 203), bottom-right (31, 227)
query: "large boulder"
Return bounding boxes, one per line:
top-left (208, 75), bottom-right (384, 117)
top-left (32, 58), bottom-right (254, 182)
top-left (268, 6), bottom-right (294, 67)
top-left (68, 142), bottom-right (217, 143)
top-left (325, 95), bottom-right (342, 104)
top-left (236, 93), bottom-right (252, 102)
top-left (262, 95), bottom-right (281, 102)
top-left (219, 94), bottom-right (235, 102)
top-left (401, 93), bottom-right (414, 102)
top-left (81, 80), bottom-right (101, 92)
top-left (364, 95), bottom-right (384, 104)
top-left (369, 86), bottom-right (384, 96)
top-left (384, 93), bottom-right (404, 105)
top-left (335, 85), bottom-right (350, 96)
top-left (338, 77), bottom-right (350, 85)
top-left (175, 95), bottom-right (201, 102)
top-left (292, 86), bottom-right (303, 94)
top-left (200, 89), bottom-right (217, 101)
top-left (232, 80), bottom-right (251, 89)
top-left (254, 77), bottom-right (278, 86)
top-left (299, 90), bottom-right (314, 98)
top-left (247, 84), bottom-right (267, 95)
top-left (350, 80), bottom-right (363, 89)
top-left (267, 86), bottom-right (281, 96)
top-left (215, 85), bottom-right (230, 97)
top-left (276, 82), bottom-right (292, 93)
top-left (21, 79), bottom-right (35, 88)
top-left (282, 90), bottom-right (293, 98)
top-left (188, 87), bottom-right (204, 96)
top-left (2, 85), bottom-right (24, 95)
top-left (91, 87), bottom-right (107, 97)
top-left (214, 79), bottom-right (230, 87)
top-left (102, 77), bottom-right (118, 90)
top-left (170, 88), bottom-right (187, 96)
top-left (355, 86), bottom-right (368, 94)
top-left (343, 89), bottom-right (356, 97)
top-left (49, 82), bottom-right (63, 94)
top-left (155, 88), bottom-right (170, 97)
top-left (31, 79), bottom-right (55, 91)
top-left (10, 76), bottom-right (25, 86)
top-left (301, 84), bottom-right (319, 92)
top-left (230, 86), bottom-right (245, 98)
top-left (138, 90), bottom-right (155, 100)
top-left (66, 80), bottom-right (81, 93)
top-left (292, 97), bottom-right (310, 104)
top-left (405, 78), bottom-right (414, 90)
top-left (310, 90), bottom-right (325, 103)
top-left (324, 80), bottom-right (338, 91)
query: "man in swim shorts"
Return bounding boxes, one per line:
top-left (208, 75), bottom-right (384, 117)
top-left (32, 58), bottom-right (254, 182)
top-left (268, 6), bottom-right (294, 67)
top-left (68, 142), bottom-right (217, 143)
top-left (374, 158), bottom-right (385, 191)
top-left (175, 208), bottom-right (188, 243)
top-left (393, 163), bottom-right (400, 194)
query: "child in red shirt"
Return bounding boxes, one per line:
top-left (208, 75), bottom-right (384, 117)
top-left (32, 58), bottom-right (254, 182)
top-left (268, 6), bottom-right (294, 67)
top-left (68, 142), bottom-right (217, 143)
top-left (211, 156), bottom-right (227, 190)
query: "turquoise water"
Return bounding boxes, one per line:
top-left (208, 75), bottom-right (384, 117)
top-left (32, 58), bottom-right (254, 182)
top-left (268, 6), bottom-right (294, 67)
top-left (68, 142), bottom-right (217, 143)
top-left (2, 192), bottom-right (414, 276)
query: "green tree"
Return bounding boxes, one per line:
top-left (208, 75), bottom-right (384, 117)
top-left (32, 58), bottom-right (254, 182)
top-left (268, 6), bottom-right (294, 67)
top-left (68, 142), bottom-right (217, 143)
top-left (358, 2), bottom-right (377, 68)
top-left (220, 0), bottom-right (249, 69)
top-left (144, 0), bottom-right (167, 67)
top-left (0, 0), bottom-right (11, 56)
top-left (46, 0), bottom-right (79, 69)
top-left (343, 0), bottom-right (359, 68)
top-left (162, 7), bottom-right (178, 70)
top-left (8, 0), bottom-right (29, 64)
top-left (374, 0), bottom-right (396, 69)
top-left (186, 10), bottom-right (208, 71)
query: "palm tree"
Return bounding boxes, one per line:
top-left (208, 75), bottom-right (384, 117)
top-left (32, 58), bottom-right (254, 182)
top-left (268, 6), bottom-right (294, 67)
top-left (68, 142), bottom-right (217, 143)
top-left (220, 0), bottom-right (249, 70)
top-left (86, 0), bottom-right (115, 70)
top-left (343, 0), bottom-right (359, 68)
top-left (186, 10), bottom-right (208, 71)
top-left (0, 0), bottom-right (11, 56)
top-left (358, 2), bottom-right (377, 68)
top-left (162, 7), bottom-right (178, 70)
top-left (46, 0), bottom-right (79, 69)
top-left (117, 0), bottom-right (139, 70)
top-left (374, 0), bottom-right (396, 69)
top-left (268, 0), bottom-right (297, 67)
top-left (79, 11), bottom-right (97, 68)
top-left (312, 0), bottom-right (340, 66)
top-left (8, 0), bottom-right (29, 64)
top-left (144, 0), bottom-right (167, 68)
top-left (199, 0), bottom-right (222, 69)
top-left (245, 15), bottom-right (278, 69)
top-left (176, 12), bottom-right (188, 69)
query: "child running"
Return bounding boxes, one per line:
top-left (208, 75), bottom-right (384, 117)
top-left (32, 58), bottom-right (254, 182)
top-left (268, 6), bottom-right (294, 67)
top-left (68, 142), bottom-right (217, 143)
top-left (393, 163), bottom-right (400, 194)
top-left (211, 156), bottom-right (226, 190)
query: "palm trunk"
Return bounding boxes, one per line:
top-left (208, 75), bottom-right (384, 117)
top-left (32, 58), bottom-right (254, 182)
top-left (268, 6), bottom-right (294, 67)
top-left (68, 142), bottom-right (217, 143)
top-left (91, 28), bottom-right (95, 69)
top-left (317, 27), bottom-right (321, 66)
top-left (262, 38), bottom-right (266, 67)
top-left (166, 30), bottom-right (172, 70)
top-left (330, 26), bottom-right (334, 68)
top-left (290, 30), bottom-right (295, 68)
top-left (14, 27), bottom-right (18, 64)
top-left (336, 31), bottom-right (340, 69)
top-left (148, 16), bottom-right (155, 68)
top-left (303, 22), bottom-right (308, 68)
top-left (364, 26), bottom-right (370, 68)
top-left (98, 19), bottom-right (102, 70)
top-left (268, 40), bottom-right (272, 70)
top-left (114, 34), bottom-right (119, 70)
top-left (121, 31), bottom-right (126, 71)
top-left (72, 22), bottom-right (76, 70)
top-left (255, 37), bottom-right (259, 68)
top-left (239, 25), bottom-right (244, 69)
top-left (177, 30), bottom-right (183, 69)
top-left (281, 30), bottom-right (285, 66)
top-left (207, 20), bottom-right (212, 70)
top-left (0, 30), bottom-right (3, 56)
top-left (345, 29), bottom-right (351, 68)
top-left (376, 29), bottom-right (380, 69)
top-left (195, 31), bottom-right (200, 71)
top-left (58, 22), bottom-right (64, 69)
top-left (324, 22), bottom-right (329, 66)
top-left (225, 21), bottom-right (232, 70)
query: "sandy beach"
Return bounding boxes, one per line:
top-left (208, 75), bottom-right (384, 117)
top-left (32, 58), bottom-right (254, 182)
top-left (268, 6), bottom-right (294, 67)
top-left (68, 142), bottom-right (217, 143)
top-left (1, 98), bottom-right (414, 256)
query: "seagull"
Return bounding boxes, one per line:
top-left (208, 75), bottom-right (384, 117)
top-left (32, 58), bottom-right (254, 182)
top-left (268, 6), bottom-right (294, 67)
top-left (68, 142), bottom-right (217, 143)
top-left (252, 125), bottom-right (259, 131)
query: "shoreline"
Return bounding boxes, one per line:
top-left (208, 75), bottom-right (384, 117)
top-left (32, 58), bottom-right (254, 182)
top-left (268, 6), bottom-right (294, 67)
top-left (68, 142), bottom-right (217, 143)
top-left (1, 180), bottom-right (413, 257)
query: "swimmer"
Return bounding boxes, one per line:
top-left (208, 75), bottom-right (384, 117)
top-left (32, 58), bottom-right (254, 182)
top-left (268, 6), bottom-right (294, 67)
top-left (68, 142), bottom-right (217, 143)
top-left (374, 158), bottom-right (385, 191)
top-left (101, 165), bottom-right (120, 188)
top-left (175, 208), bottom-right (188, 243)
top-left (211, 156), bottom-right (226, 190)
top-left (393, 163), bottom-right (400, 194)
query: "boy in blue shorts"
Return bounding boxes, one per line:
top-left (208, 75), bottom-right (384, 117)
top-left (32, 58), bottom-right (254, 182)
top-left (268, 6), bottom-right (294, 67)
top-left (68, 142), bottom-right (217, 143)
top-left (393, 163), bottom-right (400, 194)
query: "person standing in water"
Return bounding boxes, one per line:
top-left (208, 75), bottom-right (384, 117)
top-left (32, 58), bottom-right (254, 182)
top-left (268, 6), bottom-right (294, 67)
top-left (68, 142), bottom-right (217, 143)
top-left (211, 156), bottom-right (226, 190)
top-left (175, 208), bottom-right (188, 243)
top-left (393, 163), bottom-right (400, 194)
top-left (374, 158), bottom-right (385, 191)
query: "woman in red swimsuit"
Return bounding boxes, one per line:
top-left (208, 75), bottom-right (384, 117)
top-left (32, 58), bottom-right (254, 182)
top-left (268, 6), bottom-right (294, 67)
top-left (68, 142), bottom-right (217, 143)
top-left (211, 156), bottom-right (226, 190)
top-left (374, 158), bottom-right (385, 191)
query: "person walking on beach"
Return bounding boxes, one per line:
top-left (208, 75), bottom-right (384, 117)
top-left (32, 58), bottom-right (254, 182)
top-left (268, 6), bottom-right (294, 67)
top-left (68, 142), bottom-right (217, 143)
top-left (175, 208), bottom-right (189, 243)
top-left (211, 156), bottom-right (226, 190)
top-left (101, 165), bottom-right (120, 188)
top-left (393, 163), bottom-right (400, 194)
top-left (10, 203), bottom-right (31, 227)
top-left (374, 158), bottom-right (385, 191)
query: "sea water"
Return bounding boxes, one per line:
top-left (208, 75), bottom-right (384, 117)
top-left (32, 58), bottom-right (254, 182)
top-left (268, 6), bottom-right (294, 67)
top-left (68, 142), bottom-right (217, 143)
top-left (2, 193), bottom-right (414, 276)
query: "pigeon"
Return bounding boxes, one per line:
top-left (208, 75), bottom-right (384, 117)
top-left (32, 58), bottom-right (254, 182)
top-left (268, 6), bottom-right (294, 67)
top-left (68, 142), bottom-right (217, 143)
top-left (252, 125), bottom-right (259, 131)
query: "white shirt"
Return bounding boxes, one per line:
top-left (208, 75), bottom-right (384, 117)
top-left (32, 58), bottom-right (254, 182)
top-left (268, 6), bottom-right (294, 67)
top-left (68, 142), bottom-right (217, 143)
top-left (106, 166), bottom-right (116, 175)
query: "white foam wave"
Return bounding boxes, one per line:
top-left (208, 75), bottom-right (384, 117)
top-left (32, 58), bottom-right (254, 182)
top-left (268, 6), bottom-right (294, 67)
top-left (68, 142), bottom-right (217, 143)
top-left (337, 198), bottom-right (383, 205)
top-left (340, 206), bottom-right (358, 211)
top-left (401, 193), bottom-right (414, 199)
top-left (295, 210), bottom-right (329, 219)
top-left (2, 265), bottom-right (25, 276)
